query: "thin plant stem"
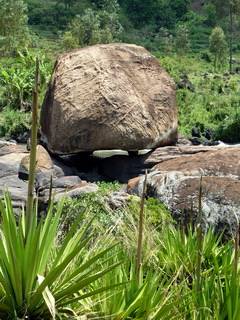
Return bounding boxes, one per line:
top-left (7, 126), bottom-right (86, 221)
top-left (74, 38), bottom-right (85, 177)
top-left (196, 176), bottom-right (203, 295)
top-left (47, 175), bottom-right (53, 211)
top-left (26, 58), bottom-right (40, 235)
top-left (233, 214), bottom-right (240, 278)
top-left (229, 2), bottom-right (233, 74)
top-left (136, 169), bottom-right (148, 285)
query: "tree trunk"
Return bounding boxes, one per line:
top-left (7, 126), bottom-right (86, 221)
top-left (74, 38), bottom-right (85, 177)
top-left (229, 3), bottom-right (233, 74)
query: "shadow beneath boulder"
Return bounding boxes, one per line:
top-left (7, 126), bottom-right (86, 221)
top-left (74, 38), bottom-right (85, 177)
top-left (55, 152), bottom-right (153, 183)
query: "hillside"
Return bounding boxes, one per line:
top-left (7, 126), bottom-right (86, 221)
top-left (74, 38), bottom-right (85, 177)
top-left (0, 1), bottom-right (240, 319)
top-left (0, 0), bottom-right (240, 143)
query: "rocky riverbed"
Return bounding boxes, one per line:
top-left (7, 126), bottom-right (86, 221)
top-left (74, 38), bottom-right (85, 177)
top-left (1, 43), bottom-right (239, 236)
top-left (1, 138), bottom-right (240, 236)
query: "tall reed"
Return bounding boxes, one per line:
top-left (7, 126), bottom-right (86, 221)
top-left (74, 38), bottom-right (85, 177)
top-left (136, 170), bottom-right (148, 284)
top-left (26, 58), bottom-right (39, 234)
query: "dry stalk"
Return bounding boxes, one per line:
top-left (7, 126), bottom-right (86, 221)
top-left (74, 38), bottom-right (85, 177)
top-left (136, 169), bottom-right (148, 284)
top-left (26, 58), bottom-right (39, 234)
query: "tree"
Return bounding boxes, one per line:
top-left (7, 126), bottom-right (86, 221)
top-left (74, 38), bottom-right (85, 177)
top-left (119, 0), bottom-right (190, 29)
top-left (119, 0), bottom-right (158, 27)
top-left (206, 0), bottom-right (240, 73)
top-left (229, 0), bottom-right (240, 73)
top-left (203, 2), bottom-right (217, 26)
top-left (0, 0), bottom-right (30, 55)
top-left (62, 0), bottom-right (123, 48)
top-left (156, 28), bottom-right (174, 54)
top-left (209, 26), bottom-right (228, 71)
top-left (175, 24), bottom-right (190, 55)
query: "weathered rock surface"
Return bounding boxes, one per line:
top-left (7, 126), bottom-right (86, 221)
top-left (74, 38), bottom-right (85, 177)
top-left (107, 191), bottom-right (131, 210)
top-left (0, 141), bottom-right (98, 209)
top-left (128, 147), bottom-right (240, 236)
top-left (1, 136), bottom-right (239, 238)
top-left (94, 144), bottom-right (235, 182)
top-left (0, 141), bottom-right (29, 209)
top-left (19, 145), bottom-right (53, 180)
top-left (39, 180), bottom-right (98, 204)
top-left (41, 43), bottom-right (177, 154)
top-left (151, 146), bottom-right (240, 176)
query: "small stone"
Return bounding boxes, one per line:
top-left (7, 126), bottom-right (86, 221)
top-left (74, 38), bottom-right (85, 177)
top-left (107, 191), bottom-right (131, 209)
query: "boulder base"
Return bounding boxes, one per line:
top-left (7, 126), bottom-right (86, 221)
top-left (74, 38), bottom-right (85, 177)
top-left (41, 43), bottom-right (177, 154)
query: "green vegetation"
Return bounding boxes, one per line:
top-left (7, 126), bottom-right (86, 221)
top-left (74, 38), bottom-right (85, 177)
top-left (0, 108), bottom-right (31, 140)
top-left (0, 0), bottom-right (30, 55)
top-left (62, 1), bottom-right (123, 49)
top-left (159, 54), bottom-right (240, 142)
top-left (175, 23), bottom-right (190, 56)
top-left (0, 194), bottom-right (121, 319)
top-left (2, 184), bottom-right (240, 318)
top-left (0, 0), bottom-right (239, 142)
top-left (209, 26), bottom-right (227, 71)
top-left (0, 1), bottom-right (240, 319)
top-left (0, 50), bottom-right (52, 111)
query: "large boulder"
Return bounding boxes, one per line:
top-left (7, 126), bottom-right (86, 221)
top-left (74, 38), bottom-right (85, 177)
top-left (41, 43), bottom-right (177, 154)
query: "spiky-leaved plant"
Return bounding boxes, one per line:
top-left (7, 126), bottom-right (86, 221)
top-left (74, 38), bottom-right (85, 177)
top-left (0, 59), bottom-right (122, 319)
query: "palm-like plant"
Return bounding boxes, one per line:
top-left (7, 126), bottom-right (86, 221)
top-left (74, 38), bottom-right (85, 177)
top-left (0, 195), bottom-right (121, 319)
top-left (0, 58), bottom-right (122, 319)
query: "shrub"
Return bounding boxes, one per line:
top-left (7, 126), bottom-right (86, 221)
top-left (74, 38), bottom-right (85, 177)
top-left (209, 26), bottom-right (228, 71)
top-left (0, 50), bottom-right (52, 111)
top-left (62, 1), bottom-right (123, 49)
top-left (175, 23), bottom-right (191, 56)
top-left (215, 112), bottom-right (240, 143)
top-left (0, 108), bottom-right (31, 139)
top-left (0, 0), bottom-right (30, 56)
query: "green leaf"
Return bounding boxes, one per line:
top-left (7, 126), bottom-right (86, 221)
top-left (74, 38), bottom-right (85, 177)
top-left (38, 275), bottom-right (56, 320)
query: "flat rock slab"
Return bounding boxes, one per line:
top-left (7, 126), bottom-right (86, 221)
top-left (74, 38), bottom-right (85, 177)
top-left (94, 144), bottom-right (239, 182)
top-left (145, 144), bottom-right (239, 166)
top-left (151, 147), bottom-right (240, 177)
top-left (0, 140), bottom-right (26, 156)
top-left (0, 175), bottom-right (28, 208)
top-left (0, 142), bottom-right (98, 209)
top-left (128, 147), bottom-right (240, 236)
top-left (0, 143), bottom-right (29, 208)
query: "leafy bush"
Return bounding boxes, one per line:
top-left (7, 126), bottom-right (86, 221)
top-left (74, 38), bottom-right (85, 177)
top-left (215, 112), bottom-right (240, 143)
top-left (159, 54), bottom-right (240, 142)
top-left (0, 108), bottom-right (31, 139)
top-left (62, 1), bottom-right (123, 49)
top-left (209, 26), bottom-right (228, 71)
top-left (0, 50), bottom-right (52, 111)
top-left (0, 0), bottom-right (30, 56)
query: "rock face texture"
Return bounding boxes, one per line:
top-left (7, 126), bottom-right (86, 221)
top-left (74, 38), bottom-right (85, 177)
top-left (128, 147), bottom-right (240, 236)
top-left (19, 145), bottom-right (53, 180)
top-left (41, 43), bottom-right (177, 154)
top-left (0, 141), bottom-right (28, 209)
top-left (1, 135), bottom-right (239, 237)
top-left (0, 141), bottom-right (98, 210)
